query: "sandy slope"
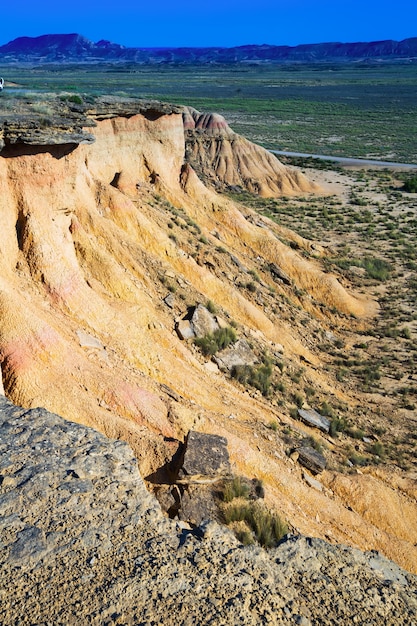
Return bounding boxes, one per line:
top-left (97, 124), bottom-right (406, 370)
top-left (0, 106), bottom-right (415, 573)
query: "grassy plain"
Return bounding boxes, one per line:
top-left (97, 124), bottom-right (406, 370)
top-left (1, 63), bottom-right (417, 162)
top-left (226, 165), bottom-right (417, 471)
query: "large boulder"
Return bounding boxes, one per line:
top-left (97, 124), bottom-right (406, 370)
top-left (178, 485), bottom-right (219, 526)
top-left (178, 430), bottom-right (231, 481)
top-left (190, 304), bottom-right (219, 338)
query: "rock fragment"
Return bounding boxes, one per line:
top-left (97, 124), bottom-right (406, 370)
top-left (178, 430), bottom-right (231, 481)
top-left (214, 339), bottom-right (257, 372)
top-left (190, 304), bottom-right (219, 338)
top-left (297, 408), bottom-right (330, 433)
top-left (296, 446), bottom-right (327, 474)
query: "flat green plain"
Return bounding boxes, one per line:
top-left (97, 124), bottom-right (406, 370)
top-left (1, 63), bottom-right (417, 162)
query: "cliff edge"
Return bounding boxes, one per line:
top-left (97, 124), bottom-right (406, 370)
top-left (0, 95), bottom-right (415, 577)
top-left (1, 395), bottom-right (416, 625)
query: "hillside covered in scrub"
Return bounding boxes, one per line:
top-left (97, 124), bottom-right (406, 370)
top-left (0, 91), bottom-right (416, 593)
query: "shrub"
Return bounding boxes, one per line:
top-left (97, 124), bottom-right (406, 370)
top-left (222, 477), bottom-right (250, 503)
top-left (346, 427), bottom-right (365, 440)
top-left (223, 503), bottom-right (252, 524)
top-left (320, 402), bottom-right (335, 418)
top-left (223, 502), bottom-right (288, 548)
top-left (194, 326), bottom-right (237, 356)
top-left (231, 357), bottom-right (273, 396)
top-left (302, 436), bottom-right (323, 454)
top-left (403, 177), bottom-right (417, 193)
top-left (68, 94), bottom-right (83, 105)
top-left (235, 528), bottom-right (254, 546)
top-left (348, 453), bottom-right (368, 467)
top-left (401, 327), bottom-right (412, 340)
top-left (206, 300), bottom-right (217, 315)
top-left (292, 392), bottom-right (304, 408)
top-left (329, 416), bottom-right (347, 437)
top-left (369, 442), bottom-right (386, 458)
top-left (248, 269), bottom-right (260, 282)
top-left (60, 94), bottom-right (83, 105)
top-left (250, 506), bottom-right (288, 548)
top-left (362, 257), bottom-right (391, 281)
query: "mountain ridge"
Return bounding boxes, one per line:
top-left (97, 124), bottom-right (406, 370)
top-left (0, 33), bottom-right (416, 64)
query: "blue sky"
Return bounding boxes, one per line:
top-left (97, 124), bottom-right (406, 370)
top-left (2, 0), bottom-right (416, 48)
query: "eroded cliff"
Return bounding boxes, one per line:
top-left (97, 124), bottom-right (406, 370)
top-left (0, 96), bottom-right (416, 575)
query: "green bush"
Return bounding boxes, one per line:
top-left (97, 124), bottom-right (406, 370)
top-left (194, 326), bottom-right (237, 356)
top-left (60, 94), bottom-right (83, 105)
top-left (223, 502), bottom-right (288, 548)
top-left (231, 358), bottom-right (273, 396)
top-left (362, 257), bottom-right (391, 281)
top-left (348, 453), bottom-right (368, 467)
top-left (329, 416), bottom-right (347, 437)
top-left (222, 477), bottom-right (250, 503)
top-left (369, 442), bottom-right (386, 458)
top-left (206, 300), bottom-right (217, 315)
top-left (403, 177), bottom-right (417, 193)
top-left (320, 402), bottom-right (335, 418)
top-left (346, 427), bottom-right (365, 440)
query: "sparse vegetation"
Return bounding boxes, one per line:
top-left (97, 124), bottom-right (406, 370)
top-left (206, 300), bottom-right (217, 315)
top-left (220, 478), bottom-right (287, 548)
top-left (402, 176), bottom-right (417, 193)
top-left (231, 356), bottom-right (273, 396)
top-left (222, 476), bottom-right (250, 502)
top-left (194, 327), bottom-right (237, 356)
top-left (1, 64), bottom-right (416, 483)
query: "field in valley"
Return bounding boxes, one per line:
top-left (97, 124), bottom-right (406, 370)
top-left (1, 62), bottom-right (417, 163)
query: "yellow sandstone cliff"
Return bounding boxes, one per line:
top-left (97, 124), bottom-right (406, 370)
top-left (0, 101), bottom-right (415, 573)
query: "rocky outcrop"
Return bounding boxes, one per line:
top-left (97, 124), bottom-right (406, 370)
top-left (183, 106), bottom-right (321, 197)
top-left (0, 96), bottom-right (181, 151)
top-left (1, 396), bottom-right (416, 625)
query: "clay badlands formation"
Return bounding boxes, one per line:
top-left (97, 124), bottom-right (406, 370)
top-left (0, 95), bottom-right (416, 621)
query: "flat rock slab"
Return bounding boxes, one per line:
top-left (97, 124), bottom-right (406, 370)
top-left (179, 485), bottom-right (218, 526)
top-left (269, 263), bottom-right (292, 285)
top-left (298, 408), bottom-right (330, 433)
top-left (302, 472), bottom-right (323, 492)
top-left (297, 446), bottom-right (327, 474)
top-left (179, 430), bottom-right (230, 480)
top-left (76, 329), bottom-right (104, 350)
top-left (214, 338), bottom-right (257, 372)
top-left (175, 319), bottom-right (195, 340)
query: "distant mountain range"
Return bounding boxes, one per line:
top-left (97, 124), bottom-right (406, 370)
top-left (0, 33), bottom-right (416, 65)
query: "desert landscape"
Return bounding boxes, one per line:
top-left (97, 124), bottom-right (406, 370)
top-left (0, 36), bottom-right (417, 624)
